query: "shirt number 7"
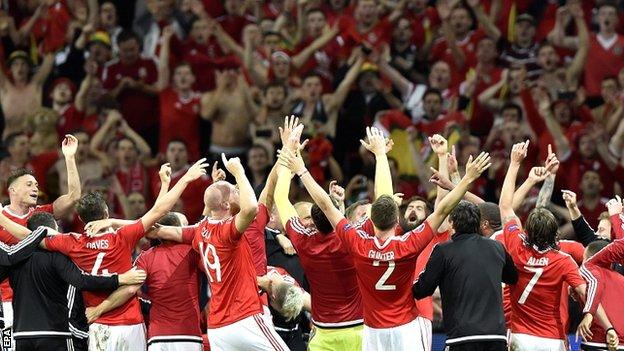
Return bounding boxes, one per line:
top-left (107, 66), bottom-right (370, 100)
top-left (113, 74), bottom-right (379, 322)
top-left (518, 266), bottom-right (544, 304)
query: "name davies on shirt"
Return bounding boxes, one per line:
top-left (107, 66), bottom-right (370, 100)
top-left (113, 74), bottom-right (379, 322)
top-left (86, 240), bottom-right (110, 250)
top-left (368, 250), bottom-right (395, 261)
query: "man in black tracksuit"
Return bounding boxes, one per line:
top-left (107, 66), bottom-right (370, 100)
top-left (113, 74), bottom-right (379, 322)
top-left (412, 201), bottom-right (518, 351)
top-left (3, 212), bottom-right (145, 351)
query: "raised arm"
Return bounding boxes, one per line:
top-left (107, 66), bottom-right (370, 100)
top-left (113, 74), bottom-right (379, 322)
top-left (606, 196), bottom-right (624, 240)
top-left (536, 91), bottom-right (571, 159)
top-left (139, 159), bottom-right (209, 231)
top-left (536, 146), bottom-right (559, 209)
top-left (291, 25), bottom-right (339, 69)
top-left (200, 72), bottom-right (226, 120)
top-left (426, 152), bottom-right (491, 231)
top-left (436, 1), bottom-right (465, 68)
top-left (32, 54), bottom-right (54, 87)
top-left (222, 154), bottom-right (259, 234)
top-left (478, 70), bottom-right (507, 112)
top-left (155, 26), bottom-right (174, 91)
top-left (278, 148), bottom-right (345, 227)
top-left (500, 140), bottom-right (529, 222)
top-left (53, 135), bottom-right (82, 218)
top-left (467, 0), bottom-right (501, 40)
top-left (360, 127), bottom-right (393, 199)
top-left (565, 3), bottom-right (588, 86)
top-left (119, 120), bottom-right (152, 160)
top-left (75, 61), bottom-right (97, 112)
top-left (326, 54), bottom-right (364, 113)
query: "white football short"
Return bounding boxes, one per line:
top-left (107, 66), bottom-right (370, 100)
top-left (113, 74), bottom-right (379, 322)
top-left (510, 333), bottom-right (565, 351)
top-left (363, 316), bottom-right (432, 351)
top-left (147, 335), bottom-right (203, 351)
top-left (208, 313), bottom-right (289, 351)
top-left (88, 322), bottom-right (146, 351)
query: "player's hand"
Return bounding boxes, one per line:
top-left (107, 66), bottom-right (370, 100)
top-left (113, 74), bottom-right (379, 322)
top-left (464, 152), bottom-right (491, 181)
top-left (429, 167), bottom-right (454, 191)
top-left (392, 193), bottom-right (404, 206)
top-left (118, 268), bottom-right (147, 285)
top-left (84, 219), bottom-right (113, 237)
top-left (607, 328), bottom-right (619, 351)
top-left (277, 148), bottom-right (306, 175)
top-left (329, 180), bottom-right (345, 203)
top-left (606, 195), bottom-right (623, 216)
top-left (447, 145), bottom-right (458, 174)
top-left (561, 190), bottom-right (578, 210)
top-left (528, 167), bottom-right (549, 184)
top-left (85, 307), bottom-right (101, 324)
top-left (279, 115), bottom-right (302, 150)
top-left (221, 154), bottom-right (245, 177)
top-left (162, 25), bottom-right (175, 40)
top-left (159, 163), bottom-right (172, 185)
top-left (211, 161), bottom-right (226, 182)
top-left (577, 313), bottom-right (594, 342)
top-left (545, 145), bottom-right (559, 175)
top-left (276, 234), bottom-right (296, 256)
top-left (428, 134), bottom-right (448, 156)
top-left (510, 140), bottom-right (529, 165)
top-left (61, 134), bottom-right (79, 158)
top-left (181, 158), bottom-right (209, 183)
top-left (360, 127), bottom-right (390, 156)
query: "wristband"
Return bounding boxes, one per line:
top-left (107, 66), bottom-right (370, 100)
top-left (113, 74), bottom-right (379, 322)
top-left (606, 327), bottom-right (615, 333)
top-left (296, 169), bottom-right (309, 177)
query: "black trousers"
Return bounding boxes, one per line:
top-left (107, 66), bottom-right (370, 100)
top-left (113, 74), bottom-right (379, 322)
top-left (448, 341), bottom-right (508, 351)
top-left (277, 328), bottom-right (306, 351)
top-left (71, 336), bottom-right (87, 351)
top-left (16, 337), bottom-right (71, 351)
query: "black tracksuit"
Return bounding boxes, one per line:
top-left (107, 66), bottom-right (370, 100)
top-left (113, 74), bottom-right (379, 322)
top-left (412, 232), bottom-right (518, 350)
top-left (2, 234), bottom-right (120, 351)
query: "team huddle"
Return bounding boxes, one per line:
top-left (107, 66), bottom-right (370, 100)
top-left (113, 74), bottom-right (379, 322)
top-left (0, 116), bottom-right (622, 351)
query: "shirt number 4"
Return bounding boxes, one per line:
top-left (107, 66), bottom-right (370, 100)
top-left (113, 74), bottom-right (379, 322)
top-left (373, 260), bottom-right (396, 291)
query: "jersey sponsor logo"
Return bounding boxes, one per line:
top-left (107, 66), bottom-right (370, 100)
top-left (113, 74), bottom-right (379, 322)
top-left (86, 240), bottom-right (110, 250)
top-left (527, 256), bottom-right (549, 266)
top-left (368, 250), bottom-right (395, 261)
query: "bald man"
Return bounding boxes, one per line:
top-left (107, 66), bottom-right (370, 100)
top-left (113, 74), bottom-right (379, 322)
top-left (150, 155), bottom-right (287, 351)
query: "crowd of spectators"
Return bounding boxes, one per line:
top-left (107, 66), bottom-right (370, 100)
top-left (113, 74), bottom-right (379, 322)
top-left (1, 0), bottom-right (624, 330)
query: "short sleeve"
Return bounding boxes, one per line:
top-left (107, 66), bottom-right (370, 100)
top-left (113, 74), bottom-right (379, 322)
top-left (335, 218), bottom-right (357, 253)
top-left (501, 219), bottom-right (523, 250)
top-left (181, 226), bottom-right (197, 245)
top-left (117, 220), bottom-right (146, 251)
top-left (213, 217), bottom-right (240, 246)
top-left (562, 257), bottom-right (584, 289)
top-left (402, 221), bottom-right (435, 255)
top-left (44, 234), bottom-right (74, 255)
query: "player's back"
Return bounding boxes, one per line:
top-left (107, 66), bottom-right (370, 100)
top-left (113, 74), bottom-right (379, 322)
top-left (582, 264), bottom-right (624, 346)
top-left (44, 221), bottom-right (145, 325)
top-left (335, 218), bottom-right (435, 328)
top-left (181, 216), bottom-right (263, 328)
top-left (135, 242), bottom-right (202, 340)
top-left (285, 217), bottom-right (362, 327)
top-left (503, 222), bottom-right (583, 340)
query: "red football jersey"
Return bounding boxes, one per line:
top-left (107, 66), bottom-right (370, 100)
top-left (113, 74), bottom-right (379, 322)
top-left (581, 263), bottom-right (624, 348)
top-left (44, 221), bottom-right (146, 325)
top-left (0, 204), bottom-right (54, 301)
top-left (610, 214), bottom-right (624, 240)
top-left (285, 217), bottom-right (363, 327)
top-left (181, 216), bottom-right (263, 328)
top-left (413, 230), bottom-right (451, 321)
top-left (584, 34), bottom-right (624, 96)
top-left (102, 58), bottom-right (159, 133)
top-left (430, 29), bottom-right (486, 87)
top-left (135, 242), bottom-right (202, 340)
top-left (245, 204), bottom-right (269, 276)
top-left (501, 220), bottom-right (585, 340)
top-left (335, 218), bottom-right (434, 328)
top-left (158, 88), bottom-right (202, 161)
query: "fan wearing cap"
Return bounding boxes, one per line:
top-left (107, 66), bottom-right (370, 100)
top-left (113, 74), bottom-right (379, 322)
top-left (0, 51), bottom-right (54, 139)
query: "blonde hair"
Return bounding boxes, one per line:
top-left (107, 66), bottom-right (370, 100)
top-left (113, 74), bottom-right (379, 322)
top-left (273, 282), bottom-right (305, 321)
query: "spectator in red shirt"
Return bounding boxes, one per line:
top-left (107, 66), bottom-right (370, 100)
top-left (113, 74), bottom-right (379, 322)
top-left (156, 26), bottom-right (202, 161)
top-left (340, 0), bottom-right (404, 54)
top-left (216, 0), bottom-right (256, 43)
top-left (49, 77), bottom-right (76, 118)
top-left (151, 140), bottom-right (213, 223)
top-left (591, 76), bottom-right (622, 135)
top-left (102, 30), bottom-right (159, 152)
top-left (430, 2), bottom-right (484, 86)
top-left (403, 0), bottom-right (440, 49)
